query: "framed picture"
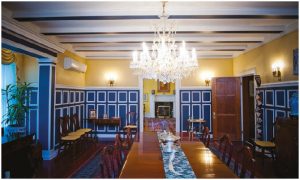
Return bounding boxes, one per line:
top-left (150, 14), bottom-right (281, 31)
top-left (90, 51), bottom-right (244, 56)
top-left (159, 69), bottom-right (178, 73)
top-left (157, 80), bottom-right (170, 92)
top-left (293, 48), bottom-right (298, 75)
top-left (89, 109), bottom-right (96, 119)
top-left (143, 93), bottom-right (148, 102)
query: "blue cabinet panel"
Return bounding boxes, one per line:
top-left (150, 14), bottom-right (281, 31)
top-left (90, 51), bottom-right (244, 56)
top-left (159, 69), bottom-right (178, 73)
top-left (275, 90), bottom-right (285, 107)
top-left (98, 91), bottom-right (106, 102)
top-left (75, 92), bottom-right (80, 103)
top-left (63, 91), bottom-right (68, 104)
top-left (69, 106), bottom-right (74, 115)
top-left (30, 90), bottom-right (38, 105)
top-left (97, 104), bottom-right (106, 131)
top-left (275, 110), bottom-right (286, 118)
top-left (192, 104), bottom-right (201, 119)
top-left (55, 108), bottom-right (61, 146)
top-left (86, 91), bottom-right (95, 102)
top-left (86, 104), bottom-right (95, 129)
top-left (129, 91), bottom-right (138, 103)
top-left (192, 91), bottom-right (201, 103)
top-left (265, 109), bottom-right (274, 141)
top-left (203, 104), bottom-right (211, 130)
top-left (63, 108), bottom-right (68, 116)
top-left (56, 91), bottom-right (62, 105)
top-left (70, 91), bottom-right (75, 103)
top-left (265, 90), bottom-right (274, 106)
top-left (181, 104), bottom-right (190, 131)
top-left (118, 104), bottom-right (127, 128)
top-left (97, 91), bottom-right (106, 103)
top-left (118, 91), bottom-right (127, 103)
top-left (80, 92), bottom-right (84, 102)
top-left (108, 91), bottom-right (117, 103)
top-left (202, 91), bottom-right (211, 103)
top-left (181, 91), bottom-right (190, 103)
top-left (29, 109), bottom-right (38, 135)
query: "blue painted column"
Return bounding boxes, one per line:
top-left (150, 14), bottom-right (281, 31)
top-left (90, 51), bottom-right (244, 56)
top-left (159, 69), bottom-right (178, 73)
top-left (38, 59), bottom-right (56, 160)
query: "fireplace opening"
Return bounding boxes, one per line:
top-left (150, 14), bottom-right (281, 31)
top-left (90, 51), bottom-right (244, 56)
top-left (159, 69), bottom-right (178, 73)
top-left (155, 102), bottom-right (173, 118)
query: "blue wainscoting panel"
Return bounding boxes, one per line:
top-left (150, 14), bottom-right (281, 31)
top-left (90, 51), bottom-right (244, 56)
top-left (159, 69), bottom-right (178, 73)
top-left (108, 91), bottom-right (117, 103)
top-left (265, 90), bottom-right (274, 106)
top-left (97, 91), bottom-right (106, 103)
top-left (180, 89), bottom-right (212, 132)
top-left (181, 104), bottom-right (190, 131)
top-left (257, 84), bottom-right (298, 140)
top-left (86, 91), bottom-right (96, 103)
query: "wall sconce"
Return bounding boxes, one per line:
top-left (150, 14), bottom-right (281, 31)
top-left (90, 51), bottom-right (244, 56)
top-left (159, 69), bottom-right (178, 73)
top-left (272, 61), bottom-right (283, 81)
top-left (106, 73), bottom-right (117, 86)
top-left (201, 71), bottom-right (214, 86)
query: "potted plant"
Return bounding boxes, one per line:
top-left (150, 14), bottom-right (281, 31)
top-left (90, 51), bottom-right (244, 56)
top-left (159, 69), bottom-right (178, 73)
top-left (2, 82), bottom-right (31, 135)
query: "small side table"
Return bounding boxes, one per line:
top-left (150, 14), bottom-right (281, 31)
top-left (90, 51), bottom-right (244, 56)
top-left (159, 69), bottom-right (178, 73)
top-left (188, 119), bottom-right (206, 140)
top-left (254, 140), bottom-right (276, 165)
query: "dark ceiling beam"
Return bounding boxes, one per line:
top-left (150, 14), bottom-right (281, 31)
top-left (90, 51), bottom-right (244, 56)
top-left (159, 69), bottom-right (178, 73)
top-left (14, 15), bottom-right (160, 21)
top-left (75, 49), bottom-right (245, 52)
top-left (14, 15), bottom-right (298, 21)
top-left (60, 41), bottom-right (263, 44)
top-left (43, 31), bottom-right (282, 35)
top-left (169, 15), bottom-right (298, 19)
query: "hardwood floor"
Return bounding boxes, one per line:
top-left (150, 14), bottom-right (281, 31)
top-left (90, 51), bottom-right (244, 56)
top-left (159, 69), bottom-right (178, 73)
top-left (36, 139), bottom-right (114, 178)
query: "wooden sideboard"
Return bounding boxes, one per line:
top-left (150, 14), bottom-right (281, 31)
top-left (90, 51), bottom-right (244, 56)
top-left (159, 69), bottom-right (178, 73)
top-left (2, 133), bottom-right (42, 178)
top-left (274, 117), bottom-right (298, 178)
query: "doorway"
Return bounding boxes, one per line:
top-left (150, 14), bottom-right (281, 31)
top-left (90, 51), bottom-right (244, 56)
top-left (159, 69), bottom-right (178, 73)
top-left (242, 75), bottom-right (255, 140)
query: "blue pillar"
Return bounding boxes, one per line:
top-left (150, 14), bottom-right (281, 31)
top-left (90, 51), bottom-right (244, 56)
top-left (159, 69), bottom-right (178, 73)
top-left (38, 59), bottom-right (56, 160)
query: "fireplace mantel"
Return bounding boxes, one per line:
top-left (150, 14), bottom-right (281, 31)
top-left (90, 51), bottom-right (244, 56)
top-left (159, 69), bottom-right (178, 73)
top-left (146, 94), bottom-right (176, 118)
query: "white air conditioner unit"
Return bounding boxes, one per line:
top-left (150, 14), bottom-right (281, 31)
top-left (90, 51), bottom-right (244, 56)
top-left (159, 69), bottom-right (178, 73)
top-left (64, 57), bottom-right (87, 73)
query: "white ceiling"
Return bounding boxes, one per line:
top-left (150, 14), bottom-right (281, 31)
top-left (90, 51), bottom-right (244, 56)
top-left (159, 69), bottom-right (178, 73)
top-left (2, 1), bottom-right (299, 59)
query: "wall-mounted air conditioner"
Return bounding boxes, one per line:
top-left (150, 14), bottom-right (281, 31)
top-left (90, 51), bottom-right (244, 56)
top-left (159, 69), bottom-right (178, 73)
top-left (64, 57), bottom-right (87, 73)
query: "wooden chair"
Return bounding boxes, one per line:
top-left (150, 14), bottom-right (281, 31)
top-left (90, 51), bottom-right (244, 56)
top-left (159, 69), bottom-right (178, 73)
top-left (220, 135), bottom-right (234, 167)
top-left (70, 114), bottom-right (92, 137)
top-left (200, 126), bottom-right (210, 147)
top-left (234, 145), bottom-right (256, 178)
top-left (56, 116), bottom-right (81, 160)
top-left (99, 145), bottom-right (120, 178)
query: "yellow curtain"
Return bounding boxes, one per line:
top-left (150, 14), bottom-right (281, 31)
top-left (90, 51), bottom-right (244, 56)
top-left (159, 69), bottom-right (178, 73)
top-left (2, 48), bottom-right (15, 65)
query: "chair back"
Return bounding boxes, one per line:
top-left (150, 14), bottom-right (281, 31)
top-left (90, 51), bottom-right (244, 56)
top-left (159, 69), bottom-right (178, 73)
top-left (234, 145), bottom-right (255, 178)
top-left (100, 145), bottom-right (120, 178)
top-left (220, 134), bottom-right (233, 166)
top-left (71, 114), bottom-right (81, 131)
top-left (201, 127), bottom-right (210, 147)
top-left (58, 116), bottom-right (70, 138)
top-left (126, 112), bottom-right (137, 126)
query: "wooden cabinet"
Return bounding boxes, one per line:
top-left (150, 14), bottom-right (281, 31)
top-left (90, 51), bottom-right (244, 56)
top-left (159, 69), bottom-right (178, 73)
top-left (274, 117), bottom-right (298, 178)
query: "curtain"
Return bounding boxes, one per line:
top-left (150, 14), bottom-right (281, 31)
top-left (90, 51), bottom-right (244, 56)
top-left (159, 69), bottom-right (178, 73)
top-left (2, 49), bottom-right (15, 65)
top-left (1, 63), bottom-right (17, 126)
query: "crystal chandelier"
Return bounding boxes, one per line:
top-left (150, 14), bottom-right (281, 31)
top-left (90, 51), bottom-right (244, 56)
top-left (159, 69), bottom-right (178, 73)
top-left (129, 1), bottom-right (198, 84)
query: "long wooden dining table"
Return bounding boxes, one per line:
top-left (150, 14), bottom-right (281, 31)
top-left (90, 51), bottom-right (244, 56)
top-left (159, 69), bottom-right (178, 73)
top-left (119, 132), bottom-right (237, 178)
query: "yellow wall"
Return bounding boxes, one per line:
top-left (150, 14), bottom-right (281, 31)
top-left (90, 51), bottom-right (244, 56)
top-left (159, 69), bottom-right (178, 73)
top-left (233, 30), bottom-right (299, 83)
top-left (181, 58), bottom-right (234, 86)
top-left (56, 50), bottom-right (86, 87)
top-left (143, 79), bottom-right (175, 113)
top-left (14, 53), bottom-right (38, 85)
top-left (85, 59), bottom-right (139, 87)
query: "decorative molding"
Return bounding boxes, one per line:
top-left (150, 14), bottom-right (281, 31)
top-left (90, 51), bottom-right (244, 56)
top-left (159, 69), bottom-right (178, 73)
top-left (180, 86), bottom-right (211, 90)
top-left (259, 80), bottom-right (298, 88)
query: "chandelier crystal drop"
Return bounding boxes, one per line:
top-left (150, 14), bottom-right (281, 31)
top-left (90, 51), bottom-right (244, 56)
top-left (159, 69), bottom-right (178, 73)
top-left (129, 2), bottom-right (198, 84)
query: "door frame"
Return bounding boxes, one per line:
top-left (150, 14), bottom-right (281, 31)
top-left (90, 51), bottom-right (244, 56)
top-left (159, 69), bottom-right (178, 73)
top-left (238, 68), bottom-right (257, 141)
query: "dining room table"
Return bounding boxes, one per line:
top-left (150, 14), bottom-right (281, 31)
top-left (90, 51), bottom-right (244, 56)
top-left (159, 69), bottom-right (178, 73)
top-left (119, 131), bottom-right (237, 178)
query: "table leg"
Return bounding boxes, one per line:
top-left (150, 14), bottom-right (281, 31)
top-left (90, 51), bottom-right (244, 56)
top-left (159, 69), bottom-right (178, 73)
top-left (262, 148), bottom-right (265, 166)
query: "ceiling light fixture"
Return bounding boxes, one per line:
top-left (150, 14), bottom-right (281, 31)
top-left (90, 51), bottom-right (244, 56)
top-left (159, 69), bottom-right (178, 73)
top-left (130, 1), bottom-right (198, 84)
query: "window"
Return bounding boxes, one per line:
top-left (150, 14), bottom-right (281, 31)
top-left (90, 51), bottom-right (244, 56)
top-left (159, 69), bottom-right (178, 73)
top-left (1, 63), bottom-right (17, 126)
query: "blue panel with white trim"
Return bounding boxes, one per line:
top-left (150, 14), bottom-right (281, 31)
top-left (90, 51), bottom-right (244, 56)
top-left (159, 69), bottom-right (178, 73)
top-left (180, 90), bottom-right (212, 133)
top-left (265, 90), bottom-right (274, 106)
top-left (257, 84), bottom-right (298, 141)
top-left (75, 92), bottom-right (80, 103)
top-left (108, 91), bottom-right (117, 103)
top-left (70, 91), bottom-right (75, 103)
top-left (118, 91), bottom-right (127, 103)
top-left (86, 91), bottom-right (95, 103)
top-left (129, 91), bottom-right (138, 103)
top-left (29, 90), bottom-right (38, 105)
top-left (181, 104), bottom-right (190, 131)
top-left (118, 104), bottom-right (127, 129)
top-left (56, 90), bottom-right (62, 105)
top-left (191, 91), bottom-right (201, 103)
top-left (97, 91), bottom-right (106, 103)
top-left (63, 91), bottom-right (68, 104)
top-left (97, 104), bottom-right (106, 131)
top-left (202, 91), bottom-right (211, 103)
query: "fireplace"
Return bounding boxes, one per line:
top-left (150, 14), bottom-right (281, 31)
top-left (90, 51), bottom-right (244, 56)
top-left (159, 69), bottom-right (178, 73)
top-left (155, 102), bottom-right (173, 118)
